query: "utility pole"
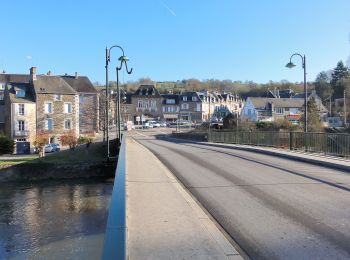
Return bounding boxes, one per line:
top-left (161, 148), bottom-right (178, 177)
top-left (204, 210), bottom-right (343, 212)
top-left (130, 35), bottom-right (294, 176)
top-left (344, 90), bottom-right (347, 127)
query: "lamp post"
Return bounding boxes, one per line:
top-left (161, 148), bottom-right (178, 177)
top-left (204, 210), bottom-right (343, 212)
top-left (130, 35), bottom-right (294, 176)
top-left (116, 54), bottom-right (133, 145)
top-left (286, 53), bottom-right (307, 132)
top-left (105, 45), bottom-right (132, 159)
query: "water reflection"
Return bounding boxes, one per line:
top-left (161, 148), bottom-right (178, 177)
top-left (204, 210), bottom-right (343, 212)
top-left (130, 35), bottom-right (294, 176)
top-left (0, 178), bottom-right (113, 259)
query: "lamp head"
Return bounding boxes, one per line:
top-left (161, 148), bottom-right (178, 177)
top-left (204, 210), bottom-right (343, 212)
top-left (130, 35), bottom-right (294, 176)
top-left (118, 56), bottom-right (129, 62)
top-left (285, 62), bottom-right (296, 69)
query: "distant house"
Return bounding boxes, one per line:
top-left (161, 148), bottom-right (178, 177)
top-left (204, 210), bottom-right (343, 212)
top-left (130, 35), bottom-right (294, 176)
top-left (131, 85), bottom-right (163, 121)
top-left (161, 94), bottom-right (180, 121)
top-left (293, 90), bottom-right (328, 120)
top-left (241, 97), bottom-right (304, 123)
top-left (179, 92), bottom-right (202, 122)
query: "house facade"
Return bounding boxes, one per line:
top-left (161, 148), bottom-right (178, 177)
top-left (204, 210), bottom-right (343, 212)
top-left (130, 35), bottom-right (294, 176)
top-left (1, 67), bottom-right (97, 153)
top-left (241, 97), bottom-right (304, 123)
top-left (178, 92), bottom-right (202, 122)
top-left (161, 94), bottom-right (180, 121)
top-left (131, 85), bottom-right (163, 121)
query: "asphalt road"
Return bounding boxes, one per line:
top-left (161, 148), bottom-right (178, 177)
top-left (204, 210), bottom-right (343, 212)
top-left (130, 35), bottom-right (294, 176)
top-left (130, 129), bottom-right (350, 260)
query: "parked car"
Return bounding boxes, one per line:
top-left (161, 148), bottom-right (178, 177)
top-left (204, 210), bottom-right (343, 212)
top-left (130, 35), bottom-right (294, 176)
top-left (148, 120), bottom-right (161, 128)
top-left (44, 143), bottom-right (60, 153)
top-left (159, 121), bottom-right (167, 127)
top-left (51, 143), bottom-right (61, 152)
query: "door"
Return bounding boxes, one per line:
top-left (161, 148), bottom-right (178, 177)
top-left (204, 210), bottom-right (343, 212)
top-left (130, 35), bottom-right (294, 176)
top-left (16, 142), bottom-right (30, 154)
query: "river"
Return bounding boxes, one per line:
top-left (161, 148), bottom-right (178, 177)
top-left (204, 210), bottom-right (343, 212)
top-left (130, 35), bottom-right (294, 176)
top-left (0, 178), bottom-right (113, 259)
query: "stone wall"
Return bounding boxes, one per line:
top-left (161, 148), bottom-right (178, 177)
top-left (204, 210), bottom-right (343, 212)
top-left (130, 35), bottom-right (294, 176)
top-left (36, 93), bottom-right (79, 140)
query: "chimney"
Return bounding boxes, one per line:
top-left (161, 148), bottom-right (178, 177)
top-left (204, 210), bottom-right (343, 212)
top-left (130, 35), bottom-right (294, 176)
top-left (30, 67), bottom-right (37, 81)
top-left (75, 72), bottom-right (78, 79)
top-left (47, 70), bottom-right (52, 76)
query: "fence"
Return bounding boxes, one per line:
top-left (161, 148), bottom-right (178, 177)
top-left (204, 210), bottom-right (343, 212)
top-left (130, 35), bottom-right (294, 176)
top-left (208, 131), bottom-right (350, 158)
top-left (102, 136), bottom-right (126, 260)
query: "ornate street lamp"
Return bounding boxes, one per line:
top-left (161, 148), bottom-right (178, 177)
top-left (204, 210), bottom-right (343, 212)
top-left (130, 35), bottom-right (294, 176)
top-left (286, 53), bottom-right (307, 132)
top-left (116, 54), bottom-right (133, 145)
top-left (105, 45), bottom-right (132, 159)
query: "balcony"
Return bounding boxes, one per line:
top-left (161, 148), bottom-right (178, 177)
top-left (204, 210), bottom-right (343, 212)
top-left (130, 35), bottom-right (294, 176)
top-left (14, 130), bottom-right (29, 137)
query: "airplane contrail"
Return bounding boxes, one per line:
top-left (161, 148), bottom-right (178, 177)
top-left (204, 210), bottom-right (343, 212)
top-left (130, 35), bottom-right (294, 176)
top-left (158, 0), bottom-right (177, 17)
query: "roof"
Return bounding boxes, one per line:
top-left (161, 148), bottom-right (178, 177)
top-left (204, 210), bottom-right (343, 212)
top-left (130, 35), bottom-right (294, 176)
top-left (61, 75), bottom-right (97, 93)
top-left (161, 94), bottom-right (180, 105)
top-left (33, 76), bottom-right (76, 95)
top-left (180, 92), bottom-right (200, 101)
top-left (0, 74), bottom-right (30, 84)
top-left (248, 97), bottom-right (304, 108)
top-left (8, 83), bottom-right (35, 103)
top-left (134, 85), bottom-right (161, 97)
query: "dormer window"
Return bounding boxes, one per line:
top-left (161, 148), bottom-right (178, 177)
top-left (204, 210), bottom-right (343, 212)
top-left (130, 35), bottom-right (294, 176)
top-left (54, 94), bottom-right (62, 101)
top-left (183, 96), bottom-right (187, 101)
top-left (0, 83), bottom-right (4, 90)
top-left (16, 90), bottom-right (25, 98)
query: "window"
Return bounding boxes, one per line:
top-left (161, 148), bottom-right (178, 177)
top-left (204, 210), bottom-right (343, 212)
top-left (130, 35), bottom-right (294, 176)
top-left (275, 107), bottom-right (284, 114)
top-left (0, 94), bottom-right (3, 100)
top-left (16, 90), bottom-right (25, 98)
top-left (248, 109), bottom-right (252, 115)
top-left (192, 96), bottom-right (198, 101)
top-left (151, 100), bottom-right (156, 108)
top-left (45, 102), bottom-right (52, 113)
top-left (64, 119), bottom-right (72, 129)
top-left (166, 99), bottom-right (175, 104)
top-left (16, 138), bottom-right (26, 142)
top-left (45, 118), bottom-right (53, 130)
top-left (54, 94), bottom-right (62, 101)
top-left (183, 96), bottom-right (187, 101)
top-left (138, 100), bottom-right (142, 108)
top-left (181, 103), bottom-right (189, 110)
top-left (196, 103), bottom-right (201, 112)
top-left (64, 103), bottom-right (72, 113)
top-left (18, 104), bottom-right (24, 115)
top-left (0, 83), bottom-right (4, 90)
top-left (18, 120), bottom-right (25, 131)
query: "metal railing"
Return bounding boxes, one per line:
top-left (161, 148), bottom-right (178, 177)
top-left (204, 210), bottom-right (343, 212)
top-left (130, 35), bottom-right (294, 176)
top-left (208, 130), bottom-right (350, 158)
top-left (102, 135), bottom-right (126, 260)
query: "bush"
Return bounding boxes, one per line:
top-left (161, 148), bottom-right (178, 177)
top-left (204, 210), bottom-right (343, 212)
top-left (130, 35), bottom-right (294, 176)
top-left (0, 135), bottom-right (14, 155)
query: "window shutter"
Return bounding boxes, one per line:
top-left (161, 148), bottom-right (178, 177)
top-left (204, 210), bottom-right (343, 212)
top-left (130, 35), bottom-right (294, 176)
top-left (15, 104), bottom-right (19, 115)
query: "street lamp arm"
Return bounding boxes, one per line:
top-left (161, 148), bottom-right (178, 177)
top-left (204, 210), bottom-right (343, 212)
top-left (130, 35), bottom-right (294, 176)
top-left (124, 60), bottom-right (133, 74)
top-left (107, 45), bottom-right (125, 62)
top-left (289, 53), bottom-right (305, 68)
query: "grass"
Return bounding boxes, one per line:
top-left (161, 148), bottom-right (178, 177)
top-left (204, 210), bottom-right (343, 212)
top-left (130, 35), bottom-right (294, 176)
top-left (1, 140), bottom-right (118, 165)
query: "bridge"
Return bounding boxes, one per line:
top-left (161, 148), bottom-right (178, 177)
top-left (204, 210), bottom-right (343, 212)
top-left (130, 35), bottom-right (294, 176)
top-left (103, 129), bottom-right (350, 260)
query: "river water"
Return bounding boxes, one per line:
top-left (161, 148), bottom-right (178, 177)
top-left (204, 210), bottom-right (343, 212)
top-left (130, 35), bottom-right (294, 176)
top-left (0, 178), bottom-right (113, 259)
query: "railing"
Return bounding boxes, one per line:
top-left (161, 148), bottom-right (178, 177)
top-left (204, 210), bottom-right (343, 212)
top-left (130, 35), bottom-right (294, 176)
top-left (102, 135), bottom-right (126, 260)
top-left (208, 130), bottom-right (350, 158)
top-left (13, 130), bottom-right (29, 136)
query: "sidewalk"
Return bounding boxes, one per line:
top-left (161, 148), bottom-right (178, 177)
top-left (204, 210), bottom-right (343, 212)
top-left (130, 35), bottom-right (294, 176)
top-left (201, 142), bottom-right (350, 172)
top-left (126, 138), bottom-right (243, 260)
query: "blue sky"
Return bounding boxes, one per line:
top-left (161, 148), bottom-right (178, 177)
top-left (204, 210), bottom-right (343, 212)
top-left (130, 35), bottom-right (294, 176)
top-left (1, 0), bottom-right (349, 84)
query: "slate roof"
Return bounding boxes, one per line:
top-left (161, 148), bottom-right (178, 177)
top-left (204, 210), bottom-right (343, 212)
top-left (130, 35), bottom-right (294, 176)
top-left (180, 92), bottom-right (201, 101)
top-left (0, 74), bottom-right (30, 84)
top-left (61, 75), bottom-right (97, 93)
top-left (7, 83), bottom-right (35, 103)
top-left (249, 97), bottom-right (304, 109)
top-left (161, 94), bottom-right (180, 105)
top-left (134, 85), bottom-right (161, 97)
top-left (33, 76), bottom-right (76, 95)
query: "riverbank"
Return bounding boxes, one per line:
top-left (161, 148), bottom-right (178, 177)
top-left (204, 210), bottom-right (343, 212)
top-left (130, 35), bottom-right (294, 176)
top-left (0, 140), bottom-right (117, 182)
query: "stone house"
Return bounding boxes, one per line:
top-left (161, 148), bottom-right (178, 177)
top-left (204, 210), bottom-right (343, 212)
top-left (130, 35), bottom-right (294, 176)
top-left (61, 73), bottom-right (99, 134)
top-left (1, 67), bottom-right (97, 153)
top-left (178, 92), bottom-right (202, 122)
top-left (131, 85), bottom-right (163, 121)
top-left (161, 94), bottom-right (180, 122)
